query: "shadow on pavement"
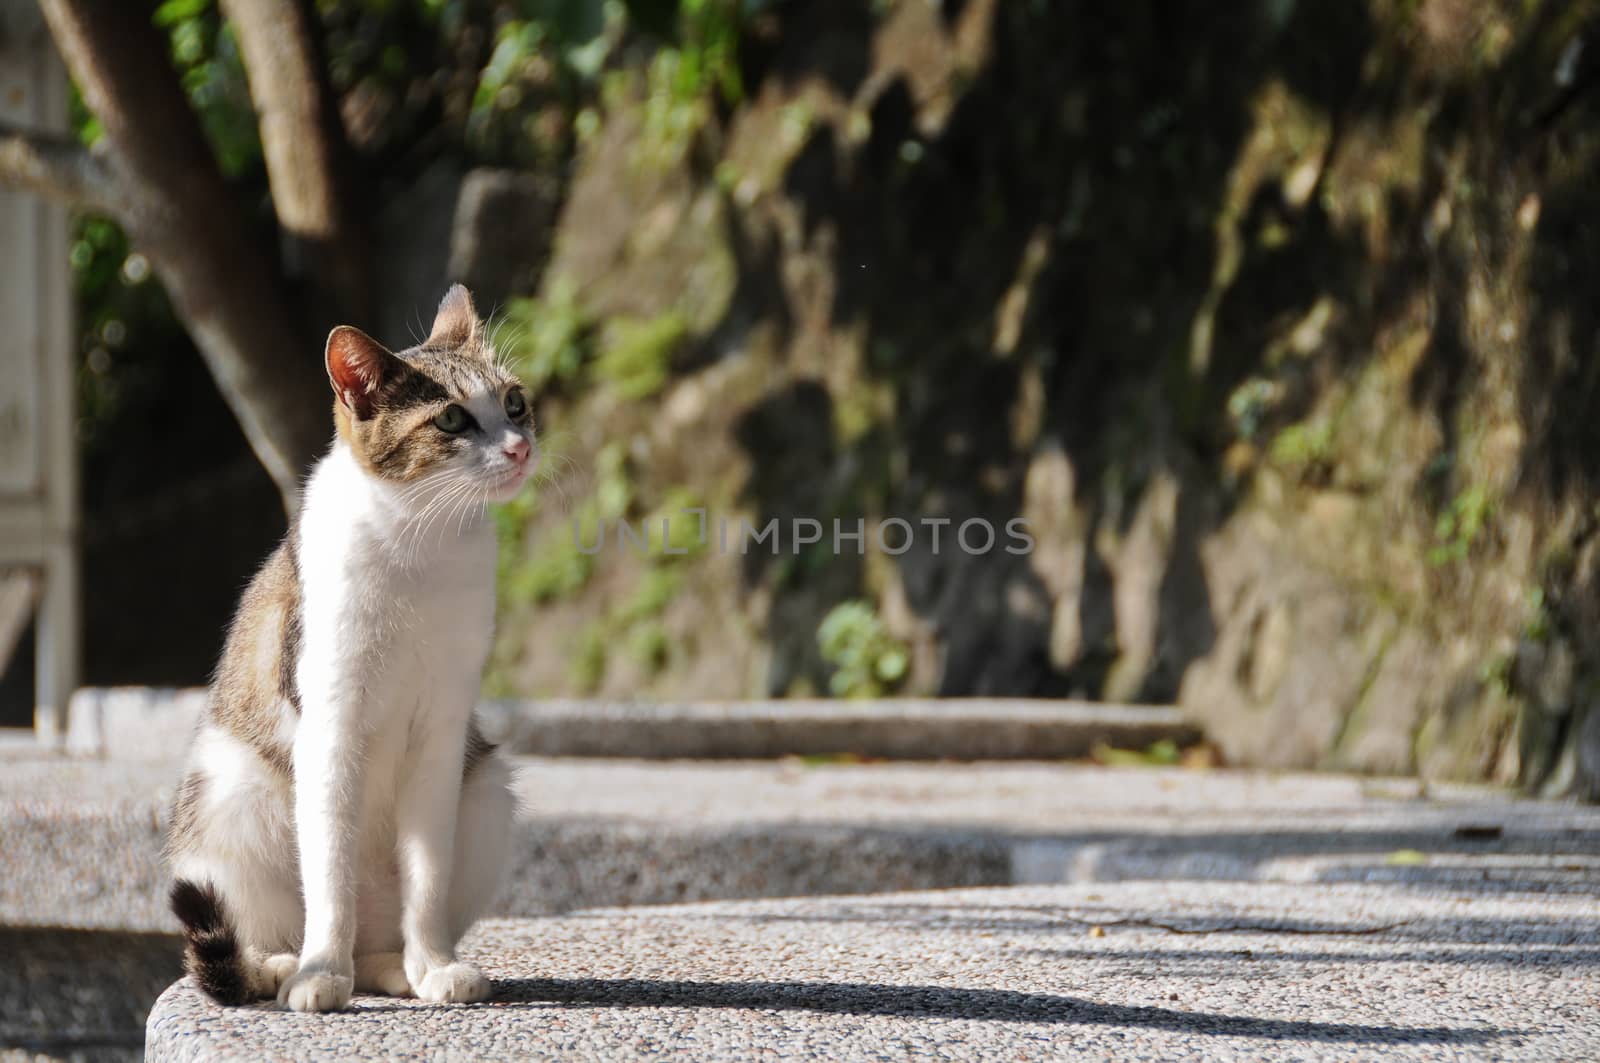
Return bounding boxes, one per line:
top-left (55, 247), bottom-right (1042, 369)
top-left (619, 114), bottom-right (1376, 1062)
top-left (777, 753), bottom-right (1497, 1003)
top-left (487, 976), bottom-right (1506, 1046)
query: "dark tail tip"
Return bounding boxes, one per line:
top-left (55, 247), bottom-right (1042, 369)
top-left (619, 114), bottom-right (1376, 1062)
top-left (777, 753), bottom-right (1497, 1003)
top-left (170, 880), bottom-right (250, 1005)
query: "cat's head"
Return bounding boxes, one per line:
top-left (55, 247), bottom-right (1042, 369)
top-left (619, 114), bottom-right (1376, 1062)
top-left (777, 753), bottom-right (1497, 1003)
top-left (325, 285), bottom-right (536, 503)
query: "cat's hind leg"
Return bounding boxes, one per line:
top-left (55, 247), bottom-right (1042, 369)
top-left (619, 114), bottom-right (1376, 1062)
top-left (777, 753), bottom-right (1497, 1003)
top-left (385, 749), bottom-right (514, 1005)
top-left (354, 856), bottom-right (413, 997)
top-left (170, 881), bottom-right (302, 1003)
top-left (168, 734), bottom-right (305, 1004)
top-left (258, 951), bottom-right (300, 995)
top-left (447, 751), bottom-right (516, 943)
top-left (354, 952), bottom-right (414, 996)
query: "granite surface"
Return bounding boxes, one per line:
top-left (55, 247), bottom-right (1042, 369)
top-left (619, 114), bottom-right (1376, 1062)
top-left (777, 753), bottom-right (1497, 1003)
top-left (146, 880), bottom-right (1600, 1061)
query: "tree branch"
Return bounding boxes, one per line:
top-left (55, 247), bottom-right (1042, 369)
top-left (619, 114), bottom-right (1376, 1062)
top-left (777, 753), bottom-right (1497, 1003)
top-left (0, 121), bottom-right (129, 217)
top-left (37, 0), bottom-right (330, 512)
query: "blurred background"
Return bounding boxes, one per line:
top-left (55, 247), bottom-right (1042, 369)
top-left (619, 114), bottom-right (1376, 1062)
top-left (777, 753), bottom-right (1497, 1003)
top-left (2, 0), bottom-right (1599, 794)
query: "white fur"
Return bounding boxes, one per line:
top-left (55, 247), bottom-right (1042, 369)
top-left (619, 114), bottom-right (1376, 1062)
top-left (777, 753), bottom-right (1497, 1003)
top-left (174, 387), bottom-right (529, 1012)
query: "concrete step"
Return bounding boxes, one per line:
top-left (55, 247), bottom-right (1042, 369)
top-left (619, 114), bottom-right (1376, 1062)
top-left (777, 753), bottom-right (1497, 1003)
top-left (63, 687), bottom-right (1202, 761)
top-left (8, 754), bottom-right (1597, 1060)
top-left (144, 879), bottom-right (1600, 1062)
top-left (4, 752), bottom-right (1597, 935)
top-left (1, 926), bottom-right (178, 1063)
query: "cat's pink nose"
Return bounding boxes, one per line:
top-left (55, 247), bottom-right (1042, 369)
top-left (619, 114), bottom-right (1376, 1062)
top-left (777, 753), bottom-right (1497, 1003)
top-left (503, 437), bottom-right (531, 464)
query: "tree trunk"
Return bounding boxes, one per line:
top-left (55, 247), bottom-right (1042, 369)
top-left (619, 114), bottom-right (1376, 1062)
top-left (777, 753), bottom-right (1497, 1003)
top-left (34, 0), bottom-right (329, 512)
top-left (221, 0), bottom-right (371, 327)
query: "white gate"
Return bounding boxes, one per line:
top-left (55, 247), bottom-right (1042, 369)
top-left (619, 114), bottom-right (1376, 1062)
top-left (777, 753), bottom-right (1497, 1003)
top-left (0, 1), bottom-right (78, 744)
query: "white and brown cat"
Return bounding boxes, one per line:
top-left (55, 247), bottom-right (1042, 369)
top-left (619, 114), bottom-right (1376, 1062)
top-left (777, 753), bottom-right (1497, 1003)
top-left (167, 285), bottom-right (533, 1012)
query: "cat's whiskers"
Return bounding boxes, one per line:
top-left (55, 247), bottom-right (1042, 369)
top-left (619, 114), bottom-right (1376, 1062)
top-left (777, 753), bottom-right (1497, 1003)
top-left (485, 314), bottom-right (528, 361)
top-left (408, 482), bottom-right (474, 565)
top-left (396, 489), bottom-right (467, 563)
top-left (528, 461), bottom-right (578, 515)
top-left (391, 468), bottom-right (465, 509)
top-left (445, 475), bottom-right (493, 543)
top-left (397, 475), bottom-right (475, 566)
top-left (431, 485), bottom-right (473, 554)
top-left (450, 484), bottom-right (483, 541)
top-left (412, 471), bottom-right (496, 563)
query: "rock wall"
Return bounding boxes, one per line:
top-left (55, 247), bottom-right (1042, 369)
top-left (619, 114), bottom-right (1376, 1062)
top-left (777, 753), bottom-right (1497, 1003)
top-left (490, 0), bottom-right (1600, 795)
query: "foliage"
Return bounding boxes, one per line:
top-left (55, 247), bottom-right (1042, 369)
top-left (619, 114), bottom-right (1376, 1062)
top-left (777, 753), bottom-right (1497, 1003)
top-left (572, 623), bottom-right (609, 692)
top-left (668, 0), bottom-right (749, 105)
top-left (1523, 587), bottom-right (1551, 644)
top-left (628, 0), bottom-right (770, 162)
top-left (144, 0), bottom-right (666, 176)
top-left (1478, 652), bottom-right (1513, 698)
top-left (592, 311), bottom-right (686, 400)
top-left (503, 511), bottom-right (598, 603)
top-left (499, 280), bottom-right (593, 393)
top-left (562, 488), bottom-right (704, 690)
top-left (1268, 419), bottom-right (1333, 469)
top-left (153, 0), bottom-right (261, 177)
top-left (500, 295), bottom-right (685, 402)
top-left (464, 0), bottom-right (619, 164)
top-left (562, 532), bottom-right (694, 691)
top-left (1428, 486), bottom-right (1493, 567)
top-left (641, 488), bottom-right (709, 560)
top-left (817, 600), bottom-right (909, 699)
top-left (618, 566), bottom-right (683, 624)
top-left (637, 49), bottom-right (713, 164)
top-left (1091, 739), bottom-right (1183, 768)
top-left (497, 441), bottom-right (632, 605)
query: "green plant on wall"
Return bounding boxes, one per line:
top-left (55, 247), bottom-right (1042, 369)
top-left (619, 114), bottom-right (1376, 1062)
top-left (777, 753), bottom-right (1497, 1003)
top-left (499, 280), bottom-right (593, 393)
top-left (593, 311), bottom-right (687, 399)
top-left (1428, 485), bottom-right (1492, 566)
top-left (1268, 417), bottom-right (1333, 469)
top-left (496, 441), bottom-right (634, 607)
top-left (817, 600), bottom-right (909, 698)
top-left (630, 0), bottom-right (772, 162)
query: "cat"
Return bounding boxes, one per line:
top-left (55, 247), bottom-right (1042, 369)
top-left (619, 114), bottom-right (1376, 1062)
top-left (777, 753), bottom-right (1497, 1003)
top-left (165, 285), bottom-right (534, 1012)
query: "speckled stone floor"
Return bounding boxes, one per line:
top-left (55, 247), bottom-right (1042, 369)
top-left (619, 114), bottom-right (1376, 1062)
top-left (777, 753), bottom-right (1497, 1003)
top-left (146, 880), bottom-right (1599, 1062)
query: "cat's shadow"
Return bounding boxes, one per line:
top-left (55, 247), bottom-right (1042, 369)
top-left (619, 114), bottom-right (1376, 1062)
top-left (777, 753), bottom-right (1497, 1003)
top-left (333, 976), bottom-right (1505, 1047)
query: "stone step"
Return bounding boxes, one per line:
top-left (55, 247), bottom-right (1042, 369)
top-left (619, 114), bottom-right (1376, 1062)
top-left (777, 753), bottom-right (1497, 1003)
top-left (144, 880), bottom-right (1600, 1062)
top-left (63, 687), bottom-right (1202, 761)
top-left (2, 926), bottom-right (178, 1063)
top-left (476, 697), bottom-right (1202, 760)
top-left (4, 753), bottom-right (1596, 934)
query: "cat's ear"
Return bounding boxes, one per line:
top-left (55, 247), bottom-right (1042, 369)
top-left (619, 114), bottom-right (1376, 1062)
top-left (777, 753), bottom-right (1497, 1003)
top-left (326, 326), bottom-right (401, 420)
top-left (426, 284), bottom-right (481, 349)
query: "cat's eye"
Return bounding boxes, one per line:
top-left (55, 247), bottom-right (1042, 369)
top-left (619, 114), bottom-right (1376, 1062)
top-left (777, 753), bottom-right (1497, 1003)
top-left (433, 404), bottom-right (472, 434)
top-left (504, 388), bottom-right (527, 420)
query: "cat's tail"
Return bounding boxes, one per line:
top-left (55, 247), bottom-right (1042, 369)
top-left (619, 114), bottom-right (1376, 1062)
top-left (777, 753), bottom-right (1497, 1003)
top-left (170, 879), bottom-right (250, 1005)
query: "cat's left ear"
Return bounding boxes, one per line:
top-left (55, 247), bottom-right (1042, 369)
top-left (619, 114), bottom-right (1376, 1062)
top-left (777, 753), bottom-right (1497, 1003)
top-left (426, 283), bottom-right (481, 349)
top-left (326, 326), bottom-right (402, 420)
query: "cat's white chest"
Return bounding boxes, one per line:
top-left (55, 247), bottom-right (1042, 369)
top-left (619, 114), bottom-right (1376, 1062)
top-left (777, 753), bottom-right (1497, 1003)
top-left (295, 443), bottom-right (496, 746)
top-left (370, 535), bottom-right (496, 712)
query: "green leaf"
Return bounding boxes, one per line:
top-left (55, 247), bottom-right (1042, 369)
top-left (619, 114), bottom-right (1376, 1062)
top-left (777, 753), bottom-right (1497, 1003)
top-left (874, 649), bottom-right (908, 682)
top-left (154, 0), bottom-right (212, 28)
top-left (1385, 849), bottom-right (1428, 866)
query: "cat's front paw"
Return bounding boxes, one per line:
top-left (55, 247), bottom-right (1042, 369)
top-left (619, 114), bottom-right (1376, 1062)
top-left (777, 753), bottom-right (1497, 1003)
top-left (413, 961), bottom-right (491, 1004)
top-left (278, 966), bottom-right (354, 1012)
